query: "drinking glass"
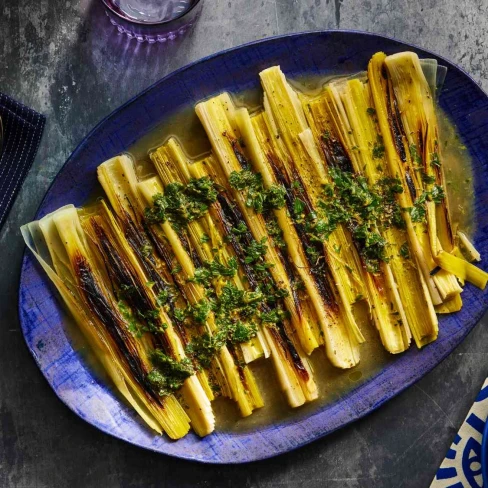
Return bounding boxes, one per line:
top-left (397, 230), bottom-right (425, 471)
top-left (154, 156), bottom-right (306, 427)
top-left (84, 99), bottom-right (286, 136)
top-left (101, 0), bottom-right (203, 43)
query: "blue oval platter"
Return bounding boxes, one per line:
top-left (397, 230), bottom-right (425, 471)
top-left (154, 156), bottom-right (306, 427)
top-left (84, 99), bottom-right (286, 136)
top-left (18, 30), bottom-right (488, 463)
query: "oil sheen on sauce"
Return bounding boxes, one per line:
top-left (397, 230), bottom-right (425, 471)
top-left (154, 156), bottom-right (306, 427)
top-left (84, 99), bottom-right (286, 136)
top-left (116, 76), bottom-right (475, 433)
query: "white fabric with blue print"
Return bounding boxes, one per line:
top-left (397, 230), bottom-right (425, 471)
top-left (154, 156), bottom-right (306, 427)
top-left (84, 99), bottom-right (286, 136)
top-left (431, 379), bottom-right (488, 487)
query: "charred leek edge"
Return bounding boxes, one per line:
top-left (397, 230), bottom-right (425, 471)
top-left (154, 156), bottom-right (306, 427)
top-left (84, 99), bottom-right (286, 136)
top-left (380, 52), bottom-right (462, 299)
top-left (348, 77), bottom-right (437, 346)
top-left (145, 144), bottom-right (318, 406)
top-left (150, 139), bottom-right (267, 364)
top-left (195, 93), bottom-right (322, 358)
top-left (98, 156), bottom-right (223, 399)
top-left (236, 106), bottom-right (364, 365)
top-left (138, 175), bottom-right (264, 416)
top-left (328, 81), bottom-right (416, 349)
top-left (32, 205), bottom-right (191, 439)
top-left (80, 200), bottom-right (215, 437)
top-left (186, 156), bottom-right (318, 406)
top-left (303, 84), bottom-right (410, 352)
top-left (247, 108), bottom-right (362, 352)
top-left (22, 220), bottom-right (166, 435)
top-left (315, 78), bottom-right (438, 349)
top-left (384, 52), bottom-right (454, 255)
top-left (259, 66), bottom-right (365, 311)
top-left (367, 53), bottom-right (447, 304)
top-left (370, 52), bottom-right (487, 292)
top-left (97, 155), bottom-right (216, 402)
top-left (99, 155), bottom-right (263, 416)
top-left (259, 103), bottom-right (364, 343)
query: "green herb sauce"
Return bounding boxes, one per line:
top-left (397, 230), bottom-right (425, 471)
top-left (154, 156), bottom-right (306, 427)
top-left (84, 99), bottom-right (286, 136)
top-left (144, 176), bottom-right (218, 229)
top-left (229, 169), bottom-right (286, 213)
top-left (146, 350), bottom-right (194, 397)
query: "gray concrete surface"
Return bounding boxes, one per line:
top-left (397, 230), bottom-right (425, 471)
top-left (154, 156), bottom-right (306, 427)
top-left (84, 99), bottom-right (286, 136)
top-left (1, 0), bottom-right (488, 486)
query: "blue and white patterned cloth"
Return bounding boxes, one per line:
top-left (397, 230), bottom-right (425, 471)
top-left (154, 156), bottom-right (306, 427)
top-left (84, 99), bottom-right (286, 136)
top-left (432, 379), bottom-right (488, 487)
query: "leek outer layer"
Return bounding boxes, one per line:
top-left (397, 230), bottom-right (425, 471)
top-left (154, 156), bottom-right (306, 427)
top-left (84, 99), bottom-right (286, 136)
top-left (99, 155), bottom-right (264, 417)
top-left (238, 105), bottom-right (365, 364)
top-left (304, 78), bottom-right (438, 349)
top-left (258, 67), bottom-right (366, 364)
top-left (25, 206), bottom-right (192, 439)
top-left (195, 94), bottom-right (324, 358)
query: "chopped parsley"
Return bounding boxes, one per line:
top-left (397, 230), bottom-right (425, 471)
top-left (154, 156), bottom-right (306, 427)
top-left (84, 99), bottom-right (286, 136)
top-left (183, 260), bottom-right (290, 367)
top-left (399, 242), bottom-right (410, 259)
top-left (118, 298), bottom-right (167, 337)
top-left (185, 330), bottom-right (228, 369)
top-left (260, 308), bottom-right (289, 324)
top-left (118, 301), bottom-right (140, 337)
top-left (266, 219), bottom-right (286, 249)
top-left (229, 170), bottom-right (286, 213)
top-left (173, 307), bottom-right (187, 323)
top-left (140, 242), bottom-right (153, 259)
top-left (147, 350), bottom-right (194, 396)
top-left (291, 180), bottom-right (304, 192)
top-left (156, 286), bottom-right (178, 307)
top-left (185, 282), bottom-right (262, 367)
top-left (376, 177), bottom-right (405, 229)
top-left (231, 222), bottom-right (248, 236)
top-left (229, 321), bottom-right (258, 343)
top-left (119, 283), bottom-right (136, 296)
top-left (136, 308), bottom-right (167, 334)
top-left (408, 191), bottom-right (428, 222)
top-left (144, 176), bottom-right (218, 230)
top-left (409, 143), bottom-right (422, 165)
top-left (244, 237), bottom-right (268, 264)
top-left (431, 184), bottom-right (445, 204)
top-left (265, 184), bottom-right (287, 210)
top-left (430, 152), bottom-right (441, 168)
top-left (191, 257), bottom-right (238, 287)
top-left (171, 299), bottom-right (212, 325)
top-left (301, 168), bottom-right (405, 273)
top-left (189, 299), bottom-right (212, 324)
top-left (229, 170), bottom-right (262, 210)
top-left (292, 198), bottom-right (306, 218)
top-left (406, 184), bottom-right (445, 223)
top-left (372, 141), bottom-right (385, 159)
top-left (421, 172), bottom-right (436, 185)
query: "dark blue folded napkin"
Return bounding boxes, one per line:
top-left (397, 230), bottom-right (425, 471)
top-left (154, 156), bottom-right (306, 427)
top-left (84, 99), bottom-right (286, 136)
top-left (0, 93), bottom-right (45, 230)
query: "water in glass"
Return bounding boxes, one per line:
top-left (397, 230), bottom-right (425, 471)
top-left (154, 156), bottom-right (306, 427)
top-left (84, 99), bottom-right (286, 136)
top-left (107, 0), bottom-right (193, 23)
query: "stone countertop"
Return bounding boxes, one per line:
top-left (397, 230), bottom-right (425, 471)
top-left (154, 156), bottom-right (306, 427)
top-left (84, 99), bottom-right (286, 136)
top-left (1, 1), bottom-right (487, 486)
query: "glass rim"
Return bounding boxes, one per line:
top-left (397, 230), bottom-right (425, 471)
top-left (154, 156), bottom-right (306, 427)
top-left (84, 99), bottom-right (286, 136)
top-left (100, 0), bottom-right (202, 26)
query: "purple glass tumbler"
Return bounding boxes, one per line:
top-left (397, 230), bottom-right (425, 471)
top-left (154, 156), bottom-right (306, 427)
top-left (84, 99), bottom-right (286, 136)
top-left (100, 0), bottom-right (203, 43)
